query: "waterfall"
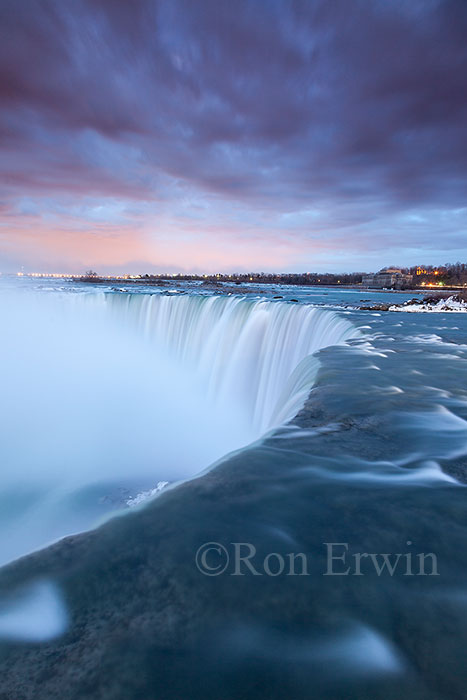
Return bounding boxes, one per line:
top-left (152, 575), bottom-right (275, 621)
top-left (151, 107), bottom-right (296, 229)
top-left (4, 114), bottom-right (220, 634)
top-left (0, 289), bottom-right (356, 564)
top-left (103, 293), bottom-right (357, 434)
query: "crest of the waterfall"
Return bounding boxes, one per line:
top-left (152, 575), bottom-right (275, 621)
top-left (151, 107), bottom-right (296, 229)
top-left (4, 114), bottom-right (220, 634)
top-left (104, 294), bottom-right (357, 434)
top-left (0, 289), bottom-right (357, 565)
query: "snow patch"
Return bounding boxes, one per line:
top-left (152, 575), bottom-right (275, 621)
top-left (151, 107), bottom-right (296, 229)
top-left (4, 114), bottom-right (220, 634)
top-left (390, 296), bottom-right (467, 313)
top-left (126, 481), bottom-right (169, 507)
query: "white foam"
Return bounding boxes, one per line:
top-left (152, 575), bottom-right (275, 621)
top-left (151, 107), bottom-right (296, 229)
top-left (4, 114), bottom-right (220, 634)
top-left (299, 459), bottom-right (461, 485)
top-left (126, 481), bottom-right (169, 507)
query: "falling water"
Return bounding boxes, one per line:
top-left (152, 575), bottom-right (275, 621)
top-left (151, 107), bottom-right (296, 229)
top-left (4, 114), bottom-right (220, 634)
top-left (0, 289), bottom-right (356, 564)
top-left (104, 293), bottom-right (357, 433)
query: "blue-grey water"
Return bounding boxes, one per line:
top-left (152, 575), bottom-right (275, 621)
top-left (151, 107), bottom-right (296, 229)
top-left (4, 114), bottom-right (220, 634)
top-left (0, 277), bottom-right (466, 699)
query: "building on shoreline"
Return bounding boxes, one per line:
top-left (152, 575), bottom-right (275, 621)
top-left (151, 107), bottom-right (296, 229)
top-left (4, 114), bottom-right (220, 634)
top-left (362, 268), bottom-right (413, 289)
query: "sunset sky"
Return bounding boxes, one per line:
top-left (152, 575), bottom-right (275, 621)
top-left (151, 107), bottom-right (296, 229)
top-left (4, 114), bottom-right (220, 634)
top-left (1, 0), bottom-right (466, 274)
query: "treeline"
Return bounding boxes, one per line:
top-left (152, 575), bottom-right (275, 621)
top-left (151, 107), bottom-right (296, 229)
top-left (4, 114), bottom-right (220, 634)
top-left (140, 272), bottom-right (365, 285)
top-left (79, 263), bottom-right (467, 288)
top-left (408, 262), bottom-right (467, 287)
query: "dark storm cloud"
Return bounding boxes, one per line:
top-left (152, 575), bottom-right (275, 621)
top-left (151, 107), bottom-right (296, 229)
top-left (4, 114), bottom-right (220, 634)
top-left (0, 0), bottom-right (466, 270)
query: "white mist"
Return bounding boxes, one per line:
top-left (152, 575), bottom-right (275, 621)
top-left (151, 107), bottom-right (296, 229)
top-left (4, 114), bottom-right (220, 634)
top-left (0, 290), bottom-right (356, 565)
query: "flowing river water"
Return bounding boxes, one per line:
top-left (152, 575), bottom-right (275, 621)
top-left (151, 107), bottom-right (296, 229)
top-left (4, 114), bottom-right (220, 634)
top-left (0, 279), bottom-right (466, 699)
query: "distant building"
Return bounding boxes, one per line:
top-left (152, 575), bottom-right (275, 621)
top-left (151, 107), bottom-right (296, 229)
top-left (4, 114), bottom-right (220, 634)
top-left (362, 268), bottom-right (413, 289)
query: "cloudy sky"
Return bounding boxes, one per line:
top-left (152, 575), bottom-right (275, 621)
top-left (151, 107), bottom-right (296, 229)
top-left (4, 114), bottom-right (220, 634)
top-left (0, 0), bottom-right (466, 273)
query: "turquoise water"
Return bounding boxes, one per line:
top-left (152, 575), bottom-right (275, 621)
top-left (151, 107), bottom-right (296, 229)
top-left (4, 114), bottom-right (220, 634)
top-left (0, 278), bottom-right (466, 699)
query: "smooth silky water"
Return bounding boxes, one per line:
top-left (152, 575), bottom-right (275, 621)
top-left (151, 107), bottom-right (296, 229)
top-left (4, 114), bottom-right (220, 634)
top-left (0, 280), bottom-right (467, 700)
top-left (0, 285), bottom-right (356, 566)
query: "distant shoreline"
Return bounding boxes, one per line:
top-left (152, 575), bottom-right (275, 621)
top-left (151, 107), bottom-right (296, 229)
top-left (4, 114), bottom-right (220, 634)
top-left (74, 277), bottom-right (462, 295)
